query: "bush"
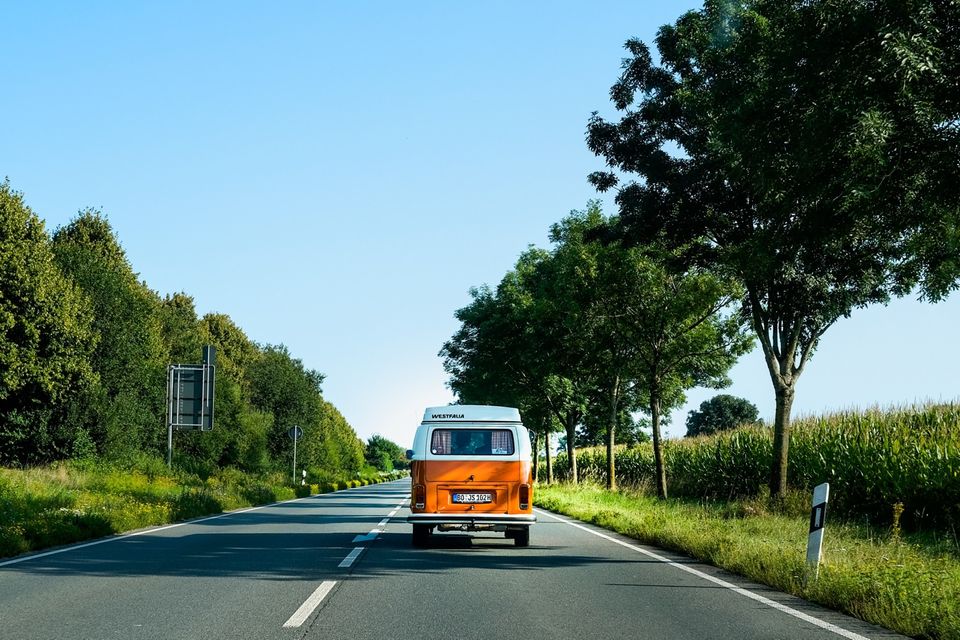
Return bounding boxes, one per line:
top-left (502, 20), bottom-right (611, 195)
top-left (172, 488), bottom-right (223, 520)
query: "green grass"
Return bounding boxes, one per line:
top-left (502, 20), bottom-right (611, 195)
top-left (0, 459), bottom-right (406, 559)
top-left (535, 483), bottom-right (960, 640)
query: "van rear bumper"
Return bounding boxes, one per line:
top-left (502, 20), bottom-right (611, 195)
top-left (407, 513), bottom-right (536, 526)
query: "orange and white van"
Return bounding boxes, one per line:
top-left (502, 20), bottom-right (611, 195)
top-left (406, 405), bottom-right (535, 547)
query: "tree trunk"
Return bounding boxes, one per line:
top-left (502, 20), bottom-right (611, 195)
top-left (769, 385), bottom-right (795, 497)
top-left (747, 292), bottom-right (814, 499)
top-left (531, 430), bottom-right (540, 483)
top-left (545, 430), bottom-right (553, 484)
top-left (650, 393), bottom-right (667, 499)
top-left (606, 376), bottom-right (620, 491)
top-left (565, 413), bottom-right (578, 484)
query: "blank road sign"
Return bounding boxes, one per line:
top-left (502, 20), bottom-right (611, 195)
top-left (177, 369), bottom-right (202, 417)
top-left (167, 361), bottom-right (215, 431)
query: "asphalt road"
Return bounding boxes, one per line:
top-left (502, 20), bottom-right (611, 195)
top-left (0, 480), bottom-right (905, 640)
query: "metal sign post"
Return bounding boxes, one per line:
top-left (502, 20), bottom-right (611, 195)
top-left (166, 346), bottom-right (217, 468)
top-left (805, 482), bottom-right (830, 582)
top-left (288, 426), bottom-right (303, 484)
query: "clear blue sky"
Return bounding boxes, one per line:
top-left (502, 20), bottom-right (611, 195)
top-left (4, 2), bottom-right (957, 447)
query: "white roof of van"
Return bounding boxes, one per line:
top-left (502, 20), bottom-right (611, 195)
top-left (421, 405), bottom-right (522, 424)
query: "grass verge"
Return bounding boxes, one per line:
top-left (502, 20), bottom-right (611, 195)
top-left (0, 460), bottom-right (406, 560)
top-left (535, 483), bottom-right (960, 640)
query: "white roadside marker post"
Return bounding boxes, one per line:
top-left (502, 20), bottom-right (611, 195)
top-left (805, 482), bottom-right (830, 583)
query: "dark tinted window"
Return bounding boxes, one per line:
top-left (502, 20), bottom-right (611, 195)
top-left (430, 429), bottom-right (515, 456)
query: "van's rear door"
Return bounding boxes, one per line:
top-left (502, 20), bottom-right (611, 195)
top-left (425, 426), bottom-right (520, 514)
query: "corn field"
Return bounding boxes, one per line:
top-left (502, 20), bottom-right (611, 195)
top-left (546, 403), bottom-right (960, 527)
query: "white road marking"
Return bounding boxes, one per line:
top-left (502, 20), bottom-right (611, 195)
top-left (534, 509), bottom-right (871, 640)
top-left (338, 547), bottom-right (364, 568)
top-left (282, 580), bottom-right (337, 628)
top-left (351, 529), bottom-right (383, 543)
top-left (388, 510), bottom-right (398, 518)
top-left (377, 518), bottom-right (390, 527)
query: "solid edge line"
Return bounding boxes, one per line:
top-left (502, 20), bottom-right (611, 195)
top-left (0, 481), bottom-right (403, 568)
top-left (533, 508), bottom-right (870, 640)
top-left (282, 580), bottom-right (337, 628)
top-left (338, 547), bottom-right (364, 568)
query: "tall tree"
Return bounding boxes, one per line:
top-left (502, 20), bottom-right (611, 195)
top-left (530, 241), bottom-right (603, 484)
top-left (247, 343), bottom-right (325, 460)
top-left (318, 400), bottom-right (364, 473)
top-left (551, 207), bottom-right (750, 494)
top-left (0, 182), bottom-right (97, 464)
top-left (606, 253), bottom-right (752, 497)
top-left (545, 207), bottom-right (644, 490)
top-left (200, 313), bottom-right (257, 392)
top-left (52, 210), bottom-right (167, 458)
top-left (365, 434), bottom-right (407, 472)
top-left (686, 394), bottom-right (759, 437)
top-left (157, 293), bottom-right (204, 366)
top-left (196, 313), bottom-right (264, 468)
top-left (440, 250), bottom-right (581, 483)
top-left (587, 0), bottom-right (960, 496)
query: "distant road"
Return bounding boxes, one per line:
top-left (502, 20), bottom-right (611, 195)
top-left (0, 481), bottom-right (903, 640)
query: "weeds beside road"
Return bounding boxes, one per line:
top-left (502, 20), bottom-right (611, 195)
top-left (535, 483), bottom-right (960, 640)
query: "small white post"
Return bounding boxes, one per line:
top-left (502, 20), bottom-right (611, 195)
top-left (805, 482), bottom-right (830, 582)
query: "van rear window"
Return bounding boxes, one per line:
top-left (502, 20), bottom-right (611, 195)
top-left (430, 429), bottom-right (515, 456)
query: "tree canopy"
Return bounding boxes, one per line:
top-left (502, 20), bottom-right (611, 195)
top-left (52, 210), bottom-right (167, 458)
top-left (587, 0), bottom-right (960, 495)
top-left (0, 180), bottom-right (365, 478)
top-left (686, 394), bottom-right (760, 438)
top-left (441, 247), bottom-right (582, 483)
top-left (547, 206), bottom-right (751, 493)
top-left (443, 202), bottom-right (750, 494)
top-left (0, 182), bottom-right (97, 464)
top-left (365, 434), bottom-right (408, 472)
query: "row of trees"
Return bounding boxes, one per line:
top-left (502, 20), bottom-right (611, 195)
top-left (0, 181), bottom-right (370, 475)
top-left (441, 203), bottom-right (753, 497)
top-left (444, 0), bottom-right (959, 498)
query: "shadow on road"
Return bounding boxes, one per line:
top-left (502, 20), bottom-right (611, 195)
top-left (3, 528), bottom-right (625, 583)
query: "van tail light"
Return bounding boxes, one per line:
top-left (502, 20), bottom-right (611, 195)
top-left (519, 484), bottom-right (530, 510)
top-left (414, 484), bottom-right (425, 509)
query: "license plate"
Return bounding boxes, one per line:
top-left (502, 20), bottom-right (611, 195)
top-left (452, 492), bottom-right (493, 504)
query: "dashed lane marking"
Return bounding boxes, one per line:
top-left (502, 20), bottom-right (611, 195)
top-left (338, 547), bottom-right (364, 568)
top-left (352, 529), bottom-right (383, 543)
top-left (282, 580), bottom-right (337, 628)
